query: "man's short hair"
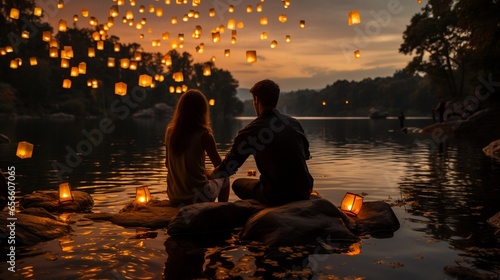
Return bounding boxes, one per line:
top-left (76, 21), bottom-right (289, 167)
top-left (250, 79), bottom-right (280, 108)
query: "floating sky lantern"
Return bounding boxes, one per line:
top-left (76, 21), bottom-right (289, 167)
top-left (110, 5), bottom-right (119, 17)
top-left (271, 40), bottom-right (278, 48)
top-left (246, 50), bottom-right (257, 63)
top-left (49, 47), bottom-right (58, 58)
top-left (169, 86), bottom-right (175, 93)
top-left (345, 100), bottom-right (349, 105)
top-left (97, 41), bottom-right (104, 50)
top-left (61, 58), bottom-right (69, 68)
top-left (58, 19), bottom-right (67, 32)
top-left (162, 32), bottom-right (170, 40)
top-left (70, 67), bottom-right (79, 77)
top-left (78, 62), bottom-right (87, 74)
top-left (88, 47), bottom-right (95, 58)
top-left (133, 51), bottom-right (142, 61)
top-left (162, 54), bottom-right (172, 65)
top-left (9, 59), bottom-right (18, 69)
top-left (156, 8), bottom-right (163, 17)
top-left (299, 20), bottom-right (306, 28)
top-left (260, 17), bottom-right (268, 26)
top-left (354, 50), bottom-right (361, 58)
top-left (285, 35), bottom-right (291, 42)
top-left (209, 8), bottom-right (215, 17)
top-left (120, 58), bottom-right (130, 69)
top-left (5, 46), bottom-right (13, 53)
top-left (256, 4), bottom-right (263, 12)
top-left (30, 57), bottom-right (38, 66)
top-left (139, 74), bottom-right (153, 87)
top-left (173, 71), bottom-right (184, 82)
top-left (62, 79), bottom-right (72, 89)
top-left (129, 61), bottom-right (137, 70)
top-left (9, 8), bottom-right (20, 19)
top-left (203, 65), bottom-right (211, 76)
top-left (58, 183), bottom-right (74, 204)
top-left (340, 192), bottom-right (363, 216)
top-left (34, 7), bottom-right (42, 17)
top-left (246, 5), bottom-right (253, 13)
top-left (42, 31), bottom-right (51, 42)
top-left (73, 15), bottom-right (79, 22)
top-left (21, 31), bottom-right (30, 39)
top-left (227, 19), bottom-right (236, 30)
top-left (81, 9), bottom-right (89, 17)
top-left (135, 186), bottom-right (151, 204)
top-left (348, 10), bottom-right (361, 26)
top-left (16, 141), bottom-right (34, 159)
top-left (260, 32), bottom-right (268, 40)
top-left (322, 101), bottom-right (326, 106)
top-left (211, 31), bottom-right (220, 43)
top-left (209, 99), bottom-right (215, 106)
top-left (278, 14), bottom-right (287, 23)
top-left (57, 0), bottom-right (64, 9)
top-left (107, 57), bottom-right (115, 67)
top-left (224, 49), bottom-right (230, 57)
top-left (115, 82), bottom-right (127, 96)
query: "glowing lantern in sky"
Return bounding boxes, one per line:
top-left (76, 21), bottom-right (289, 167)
top-left (62, 79), bottom-right (72, 89)
top-left (271, 40), bottom-right (278, 48)
top-left (354, 50), bottom-right (361, 58)
top-left (340, 192), bottom-right (363, 216)
top-left (114, 43), bottom-right (120, 52)
top-left (58, 19), bottom-right (67, 32)
top-left (81, 9), bottom-right (89, 17)
top-left (107, 57), bottom-right (115, 68)
top-left (16, 141), bottom-right (34, 159)
top-left (110, 5), bottom-right (119, 17)
top-left (246, 5), bottom-right (253, 13)
top-left (120, 58), bottom-right (130, 69)
top-left (49, 39), bottom-right (58, 48)
top-left (73, 15), bottom-right (79, 22)
top-left (278, 14), bottom-right (287, 23)
top-left (169, 86), bottom-right (175, 93)
top-left (21, 31), bottom-right (30, 39)
top-left (115, 82), bottom-right (127, 96)
top-left (134, 51), bottom-right (142, 61)
top-left (156, 8), bottom-right (163, 17)
top-left (129, 61), bottom-right (137, 70)
top-left (78, 62), bottom-right (87, 74)
top-left (260, 17), bottom-right (268, 26)
top-left (256, 4), bottom-right (263, 12)
top-left (322, 101), bottom-right (326, 106)
top-left (209, 8), bottom-right (215, 17)
top-left (173, 72), bottom-right (184, 82)
top-left (224, 49), bottom-right (230, 57)
top-left (135, 186), bottom-right (151, 204)
top-left (171, 17), bottom-right (178, 24)
top-left (162, 54), bottom-right (172, 65)
top-left (260, 32), bottom-right (268, 40)
top-left (10, 60), bottom-right (18, 69)
top-left (246, 50), bottom-right (257, 63)
top-left (162, 32), bottom-right (170, 40)
top-left (126, 10), bottom-right (134, 20)
top-left (209, 99), bottom-right (215, 106)
top-left (211, 31), bottom-right (220, 43)
top-left (203, 65), bottom-right (211, 76)
top-left (61, 59), bottom-right (69, 68)
top-left (10, 8), bottom-right (20, 19)
top-left (97, 41), bottom-right (104, 50)
top-left (139, 74), bottom-right (153, 87)
top-left (92, 31), bottom-right (100, 41)
top-left (227, 19), bottom-right (236, 30)
top-left (34, 7), bottom-right (42, 17)
top-left (285, 35), bottom-right (291, 42)
top-left (49, 47), bottom-right (58, 58)
top-left (42, 31), bottom-right (51, 42)
top-left (30, 57), bottom-right (38, 66)
top-left (348, 10), bottom-right (361, 25)
top-left (299, 20), bottom-right (306, 28)
top-left (57, 0), bottom-right (64, 9)
top-left (58, 183), bottom-right (74, 204)
top-left (70, 67), bottom-right (79, 77)
top-left (88, 47), bottom-right (95, 57)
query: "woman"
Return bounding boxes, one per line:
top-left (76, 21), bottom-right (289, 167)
top-left (165, 89), bottom-right (229, 206)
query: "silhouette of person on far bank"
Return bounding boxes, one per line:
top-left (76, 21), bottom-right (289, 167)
top-left (398, 112), bottom-right (405, 128)
top-left (434, 97), bottom-right (446, 123)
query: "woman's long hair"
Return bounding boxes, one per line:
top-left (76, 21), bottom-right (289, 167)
top-left (167, 89), bottom-right (212, 155)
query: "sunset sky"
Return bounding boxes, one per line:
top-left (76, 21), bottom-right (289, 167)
top-left (36, 0), bottom-right (427, 92)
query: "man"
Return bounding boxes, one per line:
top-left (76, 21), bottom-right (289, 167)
top-left (211, 79), bottom-right (314, 206)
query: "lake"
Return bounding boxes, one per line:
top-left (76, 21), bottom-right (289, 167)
top-left (0, 116), bottom-right (499, 279)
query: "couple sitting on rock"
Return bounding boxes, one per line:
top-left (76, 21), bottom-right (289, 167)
top-left (165, 79), bottom-right (314, 207)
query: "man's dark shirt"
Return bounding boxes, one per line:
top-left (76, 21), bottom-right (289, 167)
top-left (218, 109), bottom-right (313, 205)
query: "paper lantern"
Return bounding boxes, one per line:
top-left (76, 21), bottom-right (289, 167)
top-left (73, 15), bottom-right (79, 22)
top-left (182, 84), bottom-right (188, 92)
top-left (278, 14), bottom-right (287, 23)
top-left (126, 10), bottom-right (134, 20)
top-left (70, 67), bottom-right (79, 77)
top-left (340, 192), bottom-right (363, 216)
top-left (9, 60), bottom-right (19, 69)
top-left (209, 8), bottom-right (216, 17)
top-left (58, 183), bottom-right (74, 204)
top-left (148, 5), bottom-right (155, 13)
top-left (354, 50), bottom-right (361, 58)
top-left (49, 47), bottom-right (58, 58)
top-left (260, 32), bottom-right (268, 40)
top-left (224, 49), bottom-right (230, 57)
top-left (42, 31), bottom-right (51, 42)
top-left (203, 65), bottom-right (211, 76)
top-left (81, 9), bottom-right (89, 17)
top-left (246, 50), bottom-right (257, 63)
top-left (129, 61), bottom-right (137, 70)
top-left (89, 17), bottom-right (98, 26)
top-left (49, 39), bottom-right (58, 48)
top-left (92, 31), bottom-right (100, 41)
top-left (227, 19), bottom-right (236, 30)
top-left (156, 8), bottom-right (163, 17)
top-left (173, 72), bottom-right (184, 82)
top-left (246, 5), bottom-right (253, 13)
top-left (120, 58), bottom-right (130, 69)
top-left (271, 40), bottom-right (278, 48)
top-left (62, 79), bottom-right (72, 88)
top-left (88, 47), bottom-right (95, 57)
top-left (22, 31), bottom-right (30, 39)
top-left (97, 41), bottom-right (104, 50)
top-left (169, 86), bottom-right (175, 93)
top-left (60, 59), bottom-right (69, 68)
top-left (107, 17), bottom-right (114, 27)
top-left (78, 62), bottom-right (87, 74)
top-left (322, 101), bottom-right (326, 106)
top-left (171, 17), bottom-right (178, 24)
top-left (10, 8), bottom-right (20, 19)
top-left (260, 17), bottom-right (268, 25)
top-left (135, 186), bottom-right (151, 204)
top-left (348, 11), bottom-right (361, 26)
top-left (139, 74), bottom-right (153, 87)
top-left (299, 20), bottom-right (305, 28)
top-left (345, 100), bottom-right (349, 105)
top-left (162, 32), bottom-right (170, 40)
top-left (57, 0), bottom-right (64, 9)
top-left (192, 26), bottom-right (202, 39)
top-left (285, 35), bottom-right (291, 42)
top-left (133, 51), bottom-right (142, 61)
top-left (110, 5), bottom-right (119, 17)
top-left (256, 4), bottom-right (263, 12)
top-left (175, 86), bottom-right (182, 93)
top-left (0, 48), bottom-right (6, 56)
top-left (209, 99), bottom-right (215, 106)
top-left (162, 54), bottom-right (172, 65)
top-left (211, 32), bottom-right (220, 43)
top-left (115, 82), bottom-right (127, 96)
top-left (34, 7), bottom-right (42, 17)
top-left (30, 57), bottom-right (38, 66)
top-left (58, 19), bottom-right (67, 32)
top-left (170, 40), bottom-right (178, 49)
top-left (16, 141), bottom-right (34, 159)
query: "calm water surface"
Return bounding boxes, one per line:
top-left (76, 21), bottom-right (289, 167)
top-left (0, 117), bottom-right (499, 279)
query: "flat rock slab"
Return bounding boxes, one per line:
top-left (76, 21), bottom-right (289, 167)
top-left (20, 190), bottom-right (94, 213)
top-left (239, 198), bottom-right (360, 247)
top-left (85, 199), bottom-right (180, 228)
top-left (0, 209), bottom-right (72, 246)
top-left (483, 139), bottom-right (500, 159)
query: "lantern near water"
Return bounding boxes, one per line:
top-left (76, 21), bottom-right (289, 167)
top-left (16, 141), bottom-right (34, 159)
top-left (59, 183), bottom-right (74, 204)
top-left (135, 186), bottom-right (151, 204)
top-left (348, 10), bottom-right (361, 26)
top-left (340, 192), bottom-right (363, 216)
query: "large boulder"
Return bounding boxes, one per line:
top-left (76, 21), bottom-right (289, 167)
top-left (167, 199), bottom-right (267, 236)
top-left (483, 139), bottom-right (500, 160)
top-left (85, 199), bottom-right (180, 228)
top-left (240, 199), bottom-right (360, 247)
top-left (0, 208), bottom-right (72, 246)
top-left (20, 190), bottom-right (94, 213)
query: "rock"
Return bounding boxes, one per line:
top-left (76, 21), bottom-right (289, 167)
top-left (20, 207), bottom-right (57, 220)
top-left (0, 211), bottom-right (72, 246)
top-left (85, 199), bottom-right (180, 228)
top-left (167, 199), bottom-right (267, 236)
top-left (483, 139), bottom-right (500, 159)
top-left (347, 201), bottom-right (401, 238)
top-left (240, 199), bottom-right (359, 247)
top-left (20, 190), bottom-right (94, 213)
top-left (444, 265), bottom-right (498, 280)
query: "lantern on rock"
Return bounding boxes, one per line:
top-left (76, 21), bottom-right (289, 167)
top-left (58, 183), bottom-right (74, 204)
top-left (348, 10), bottom-right (361, 26)
top-left (16, 141), bottom-right (34, 159)
top-left (135, 186), bottom-right (151, 204)
top-left (340, 192), bottom-right (363, 216)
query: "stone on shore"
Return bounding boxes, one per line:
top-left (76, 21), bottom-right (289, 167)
top-left (0, 209), bottom-right (72, 246)
top-left (85, 199), bottom-right (180, 228)
top-left (20, 190), bottom-right (94, 213)
top-left (240, 199), bottom-right (360, 247)
top-left (347, 201), bottom-right (401, 238)
top-left (483, 139), bottom-right (500, 159)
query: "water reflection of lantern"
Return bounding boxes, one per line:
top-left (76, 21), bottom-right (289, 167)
top-left (59, 183), bottom-right (74, 204)
top-left (78, 62), bottom-right (86, 74)
top-left (271, 40), bottom-right (278, 48)
top-left (115, 82), bottom-right (127, 96)
top-left (62, 79), bottom-right (72, 89)
top-left (299, 20), bottom-right (305, 28)
top-left (61, 59), bottom-right (69, 68)
top-left (348, 10), bottom-right (361, 26)
top-left (203, 65), bottom-right (211, 76)
top-left (58, 19), bottom-right (67, 32)
top-left (42, 31), bottom-right (51, 42)
top-left (209, 99), bottom-right (215, 106)
top-left (70, 67), bottom-right (79, 77)
top-left (10, 8), bottom-right (20, 19)
top-left (224, 49), bottom-right (230, 57)
top-left (16, 141), bottom-right (34, 159)
top-left (173, 72), bottom-right (184, 82)
top-left (340, 192), bottom-right (363, 216)
top-left (30, 57), bottom-right (38, 66)
top-left (135, 186), bottom-right (151, 204)
top-left (246, 50), bottom-right (257, 63)
top-left (34, 7), bottom-right (43, 17)
top-left (139, 74), bottom-right (153, 87)
top-left (354, 50), bottom-right (361, 58)
top-left (88, 47), bottom-right (95, 57)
